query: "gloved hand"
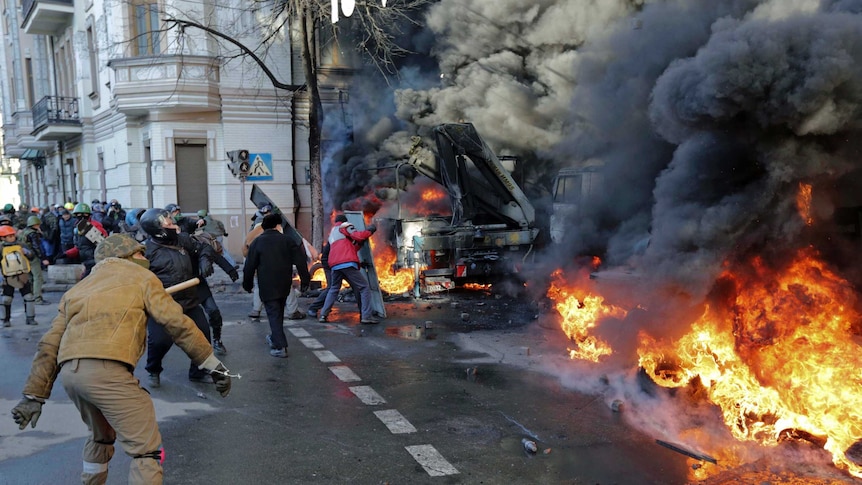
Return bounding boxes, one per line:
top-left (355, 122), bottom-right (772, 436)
top-left (300, 283), bottom-right (309, 294)
top-left (228, 269), bottom-right (239, 282)
top-left (224, 232), bottom-right (229, 237)
top-left (11, 397), bottom-right (43, 430)
top-left (210, 364), bottom-right (231, 397)
top-left (366, 224), bottom-right (377, 234)
top-left (243, 283), bottom-right (253, 293)
top-left (199, 258), bottom-right (214, 278)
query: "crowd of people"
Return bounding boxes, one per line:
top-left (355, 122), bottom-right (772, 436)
top-left (7, 199), bottom-right (384, 483)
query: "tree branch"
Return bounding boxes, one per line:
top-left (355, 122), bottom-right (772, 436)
top-left (164, 17), bottom-right (306, 92)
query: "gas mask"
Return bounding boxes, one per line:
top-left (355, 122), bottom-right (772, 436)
top-left (126, 256), bottom-right (150, 270)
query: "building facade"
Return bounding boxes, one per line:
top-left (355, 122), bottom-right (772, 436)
top-left (0, 0), bottom-right (351, 258)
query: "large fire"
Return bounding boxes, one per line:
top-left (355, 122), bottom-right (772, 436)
top-left (370, 238), bottom-right (414, 294)
top-left (549, 247), bottom-right (862, 478)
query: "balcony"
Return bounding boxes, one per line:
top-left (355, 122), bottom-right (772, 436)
top-left (31, 95), bottom-right (82, 141)
top-left (108, 55), bottom-right (221, 116)
top-left (21, 0), bottom-right (73, 36)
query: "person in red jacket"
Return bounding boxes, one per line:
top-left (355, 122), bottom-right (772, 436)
top-left (317, 214), bottom-right (380, 324)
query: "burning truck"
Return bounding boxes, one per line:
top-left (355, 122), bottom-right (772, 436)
top-left (383, 123), bottom-right (540, 295)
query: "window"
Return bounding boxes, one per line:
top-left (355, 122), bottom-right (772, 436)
top-left (87, 25), bottom-right (99, 97)
top-left (554, 175), bottom-right (582, 204)
top-left (132, 1), bottom-right (161, 56)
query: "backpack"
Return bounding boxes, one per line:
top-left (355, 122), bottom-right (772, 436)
top-left (191, 231), bottom-right (223, 255)
top-left (1, 244), bottom-right (31, 288)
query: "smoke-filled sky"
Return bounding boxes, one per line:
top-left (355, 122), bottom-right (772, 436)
top-left (330, 0), bottom-right (862, 300)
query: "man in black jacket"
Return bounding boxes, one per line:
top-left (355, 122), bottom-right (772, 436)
top-left (139, 208), bottom-right (218, 386)
top-left (243, 214), bottom-right (311, 357)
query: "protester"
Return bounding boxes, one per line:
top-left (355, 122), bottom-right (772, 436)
top-left (0, 225), bottom-right (37, 326)
top-left (39, 206), bottom-right (59, 263)
top-left (19, 216), bottom-right (51, 304)
top-left (243, 211), bottom-right (310, 320)
top-left (106, 199), bottom-right (127, 231)
top-left (10, 233), bottom-right (231, 484)
top-left (318, 216), bottom-right (380, 324)
top-left (306, 215), bottom-right (362, 318)
top-left (243, 213), bottom-right (311, 357)
top-left (139, 208), bottom-right (217, 387)
top-left (58, 208), bottom-right (75, 252)
top-left (180, 217), bottom-right (239, 355)
top-left (70, 203), bottom-right (107, 277)
top-left (198, 209), bottom-right (237, 268)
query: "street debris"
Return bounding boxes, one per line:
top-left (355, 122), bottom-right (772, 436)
top-left (610, 399), bottom-right (623, 412)
top-left (522, 438), bottom-right (538, 453)
top-left (655, 439), bottom-right (717, 464)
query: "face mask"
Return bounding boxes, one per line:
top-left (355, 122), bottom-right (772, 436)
top-left (126, 256), bottom-right (150, 270)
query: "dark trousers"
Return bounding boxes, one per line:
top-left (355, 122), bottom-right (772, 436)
top-left (145, 305), bottom-right (210, 379)
top-left (263, 297), bottom-right (288, 349)
top-left (308, 267), bottom-right (362, 314)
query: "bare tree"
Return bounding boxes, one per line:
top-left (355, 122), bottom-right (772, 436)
top-left (165, 0), bottom-right (430, 248)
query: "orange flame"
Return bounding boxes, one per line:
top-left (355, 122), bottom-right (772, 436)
top-left (638, 247), bottom-right (862, 477)
top-left (547, 268), bottom-right (627, 362)
top-left (370, 238), bottom-right (414, 294)
top-left (796, 182), bottom-right (814, 225)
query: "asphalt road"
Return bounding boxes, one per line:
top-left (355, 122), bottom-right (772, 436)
top-left (0, 278), bottom-right (857, 484)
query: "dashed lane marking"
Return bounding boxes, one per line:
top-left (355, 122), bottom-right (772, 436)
top-left (303, 324), bottom-right (459, 477)
top-left (374, 409), bottom-right (417, 434)
top-left (405, 444), bottom-right (459, 476)
top-left (349, 385), bottom-right (386, 405)
top-left (312, 350), bottom-right (341, 363)
top-left (298, 337), bottom-right (324, 349)
top-left (289, 328), bottom-right (312, 338)
top-left (329, 365), bottom-right (362, 382)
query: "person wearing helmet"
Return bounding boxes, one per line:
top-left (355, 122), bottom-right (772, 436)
top-left (180, 214), bottom-right (238, 355)
top-left (164, 204), bottom-right (181, 222)
top-left (19, 216), bottom-right (51, 305)
top-left (63, 202), bottom-right (74, 211)
top-left (3, 203), bottom-right (14, 215)
top-left (0, 224), bottom-right (37, 326)
top-left (198, 209), bottom-right (236, 268)
top-left (106, 199), bottom-right (126, 230)
top-left (11, 233), bottom-right (232, 485)
top-left (70, 203), bottom-right (107, 277)
top-left (139, 208), bottom-right (220, 387)
top-left (12, 204), bottom-right (28, 229)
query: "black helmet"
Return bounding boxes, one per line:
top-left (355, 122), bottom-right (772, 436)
top-left (140, 208), bottom-right (176, 242)
top-left (165, 203), bottom-right (181, 213)
top-left (258, 203), bottom-right (273, 214)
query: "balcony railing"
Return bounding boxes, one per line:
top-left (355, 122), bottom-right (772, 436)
top-left (30, 95), bottom-right (82, 141)
top-left (32, 95), bottom-right (80, 130)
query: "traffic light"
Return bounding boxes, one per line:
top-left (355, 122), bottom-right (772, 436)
top-left (226, 149), bottom-right (250, 178)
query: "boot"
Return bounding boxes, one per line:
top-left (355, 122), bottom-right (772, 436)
top-left (24, 298), bottom-right (37, 325)
top-left (2, 304), bottom-right (10, 327)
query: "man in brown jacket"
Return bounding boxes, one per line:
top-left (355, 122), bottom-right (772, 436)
top-left (10, 234), bottom-right (232, 485)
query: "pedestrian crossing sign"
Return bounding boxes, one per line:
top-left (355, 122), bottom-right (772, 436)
top-left (246, 153), bottom-right (273, 181)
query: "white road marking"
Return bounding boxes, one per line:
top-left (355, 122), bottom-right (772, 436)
top-left (405, 445), bottom-right (459, 476)
top-left (349, 385), bottom-right (387, 405)
top-left (374, 409), bottom-right (416, 434)
top-left (288, 328), bottom-right (311, 338)
top-left (299, 337), bottom-right (324, 349)
top-left (312, 350), bottom-right (341, 363)
top-left (329, 365), bottom-right (361, 382)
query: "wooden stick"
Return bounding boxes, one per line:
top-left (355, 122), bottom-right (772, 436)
top-left (165, 277), bottom-right (200, 294)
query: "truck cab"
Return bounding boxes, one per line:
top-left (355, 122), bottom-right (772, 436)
top-left (550, 161), bottom-right (603, 244)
